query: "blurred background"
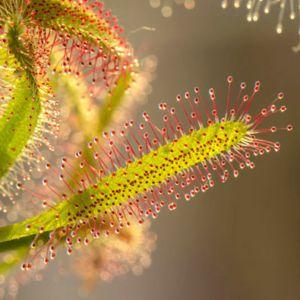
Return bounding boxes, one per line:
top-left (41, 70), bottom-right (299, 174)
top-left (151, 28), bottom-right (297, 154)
top-left (18, 1), bottom-right (300, 299)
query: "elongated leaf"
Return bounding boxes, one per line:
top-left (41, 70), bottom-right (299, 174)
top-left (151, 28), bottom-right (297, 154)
top-left (98, 70), bottom-right (132, 133)
top-left (0, 27), bottom-right (46, 193)
top-left (0, 77), bottom-right (291, 262)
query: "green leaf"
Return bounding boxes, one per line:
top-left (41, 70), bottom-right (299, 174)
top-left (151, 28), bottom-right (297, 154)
top-left (0, 27), bottom-right (46, 190)
top-left (0, 72), bottom-right (41, 178)
top-left (0, 121), bottom-right (249, 249)
top-left (98, 70), bottom-right (132, 133)
top-left (25, 0), bottom-right (131, 59)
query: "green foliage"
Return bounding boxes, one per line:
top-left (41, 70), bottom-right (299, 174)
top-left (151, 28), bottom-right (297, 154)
top-left (0, 120), bottom-right (248, 251)
top-left (0, 23), bottom-right (44, 182)
top-left (0, 0), bottom-right (290, 290)
top-left (0, 71), bottom-right (41, 178)
top-left (0, 0), bottom-right (134, 193)
top-left (25, 0), bottom-right (131, 60)
top-left (0, 0), bottom-right (137, 275)
top-left (98, 70), bottom-right (132, 133)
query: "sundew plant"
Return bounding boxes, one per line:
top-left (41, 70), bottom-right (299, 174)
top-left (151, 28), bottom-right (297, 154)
top-left (222, 0), bottom-right (300, 51)
top-left (0, 0), bottom-right (295, 299)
